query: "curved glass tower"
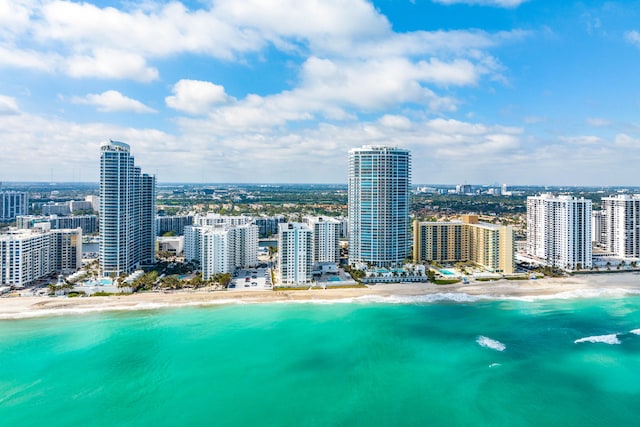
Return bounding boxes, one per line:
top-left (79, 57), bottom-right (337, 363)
top-left (100, 140), bottom-right (155, 277)
top-left (348, 145), bottom-right (411, 267)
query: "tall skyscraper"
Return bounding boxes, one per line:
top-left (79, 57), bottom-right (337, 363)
top-left (601, 195), bottom-right (640, 259)
top-left (348, 145), bottom-right (411, 267)
top-left (527, 194), bottom-right (592, 269)
top-left (99, 140), bottom-right (155, 277)
top-left (278, 223), bottom-right (313, 285)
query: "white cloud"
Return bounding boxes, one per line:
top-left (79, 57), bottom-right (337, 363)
top-left (71, 90), bottom-right (156, 113)
top-left (0, 0), bottom-right (524, 86)
top-left (166, 80), bottom-right (232, 115)
top-left (560, 135), bottom-right (602, 145)
top-left (615, 133), bottom-right (640, 148)
top-left (625, 30), bottom-right (640, 48)
top-left (65, 49), bottom-right (159, 82)
top-left (0, 95), bottom-right (20, 115)
top-left (586, 118), bottom-right (611, 127)
top-left (432, 0), bottom-right (527, 7)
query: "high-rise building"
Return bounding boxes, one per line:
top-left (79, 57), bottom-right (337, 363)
top-left (184, 221), bottom-right (258, 280)
top-left (304, 216), bottom-right (340, 264)
top-left (0, 190), bottom-right (29, 221)
top-left (278, 223), bottom-right (313, 285)
top-left (601, 195), bottom-right (640, 259)
top-left (592, 210), bottom-right (605, 245)
top-left (527, 194), bottom-right (592, 269)
top-left (413, 215), bottom-right (515, 274)
top-left (99, 140), bottom-right (155, 277)
top-left (0, 227), bottom-right (82, 287)
top-left (348, 145), bottom-right (411, 267)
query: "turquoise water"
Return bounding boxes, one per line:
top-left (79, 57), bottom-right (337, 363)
top-left (328, 277), bottom-right (342, 282)
top-left (439, 269), bottom-right (455, 276)
top-left (2, 297), bottom-right (640, 426)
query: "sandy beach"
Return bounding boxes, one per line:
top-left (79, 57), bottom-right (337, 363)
top-left (2, 272), bottom-right (640, 319)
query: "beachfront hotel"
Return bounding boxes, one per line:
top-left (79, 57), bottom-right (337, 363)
top-left (348, 145), bottom-right (411, 267)
top-left (278, 222), bottom-right (313, 285)
top-left (526, 194), bottom-right (592, 269)
top-left (99, 140), bottom-right (156, 277)
top-left (601, 194), bottom-right (640, 259)
top-left (0, 227), bottom-right (82, 287)
top-left (413, 215), bottom-right (515, 274)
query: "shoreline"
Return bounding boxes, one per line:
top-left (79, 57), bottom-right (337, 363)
top-left (2, 272), bottom-right (640, 320)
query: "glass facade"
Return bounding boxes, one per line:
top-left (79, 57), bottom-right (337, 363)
top-left (348, 146), bottom-right (411, 267)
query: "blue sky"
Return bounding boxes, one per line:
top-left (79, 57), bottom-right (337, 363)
top-left (1, 0), bottom-right (640, 185)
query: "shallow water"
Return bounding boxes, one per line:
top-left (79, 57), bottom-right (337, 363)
top-left (1, 296), bottom-right (639, 426)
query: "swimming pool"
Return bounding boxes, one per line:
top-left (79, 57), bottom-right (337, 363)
top-left (439, 269), bottom-right (456, 276)
top-left (328, 277), bottom-right (342, 282)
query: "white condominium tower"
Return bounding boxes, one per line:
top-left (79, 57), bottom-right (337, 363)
top-left (601, 195), bottom-right (640, 259)
top-left (527, 194), bottom-right (592, 269)
top-left (348, 145), bottom-right (411, 267)
top-left (305, 216), bottom-right (340, 264)
top-left (99, 140), bottom-right (156, 277)
top-left (278, 223), bottom-right (312, 285)
top-left (184, 222), bottom-right (258, 280)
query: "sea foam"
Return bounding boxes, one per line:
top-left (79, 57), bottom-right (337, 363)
top-left (574, 334), bottom-right (621, 345)
top-left (630, 329), bottom-right (640, 335)
top-left (477, 336), bottom-right (506, 351)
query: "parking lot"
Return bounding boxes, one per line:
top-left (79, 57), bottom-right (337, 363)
top-left (229, 267), bottom-right (272, 291)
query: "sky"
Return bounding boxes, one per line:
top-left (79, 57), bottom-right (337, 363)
top-left (1, 0), bottom-right (640, 186)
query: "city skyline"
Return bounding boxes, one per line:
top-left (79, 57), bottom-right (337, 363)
top-left (2, 1), bottom-right (640, 185)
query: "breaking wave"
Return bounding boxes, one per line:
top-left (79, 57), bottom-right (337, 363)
top-left (574, 334), bottom-right (621, 345)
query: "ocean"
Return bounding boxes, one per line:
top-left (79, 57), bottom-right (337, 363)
top-left (1, 294), bottom-right (640, 426)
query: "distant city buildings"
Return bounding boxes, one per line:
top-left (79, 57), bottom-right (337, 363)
top-left (42, 202), bottom-right (71, 216)
top-left (601, 195), bottom-right (640, 259)
top-left (16, 214), bottom-right (98, 235)
top-left (0, 189), bottom-right (29, 221)
top-left (348, 145), bottom-right (411, 267)
top-left (413, 215), bottom-right (515, 274)
top-left (526, 194), bottom-right (592, 269)
top-left (99, 140), bottom-right (156, 277)
top-left (0, 227), bottom-right (82, 287)
top-left (155, 214), bottom-right (194, 236)
top-left (254, 215), bottom-right (286, 238)
top-left (278, 223), bottom-right (313, 285)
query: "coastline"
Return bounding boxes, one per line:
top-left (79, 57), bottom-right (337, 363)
top-left (2, 272), bottom-right (640, 320)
